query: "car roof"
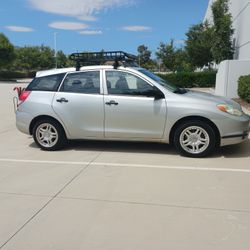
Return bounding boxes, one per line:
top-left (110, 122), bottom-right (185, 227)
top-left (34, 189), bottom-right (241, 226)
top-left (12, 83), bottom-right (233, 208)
top-left (36, 66), bottom-right (142, 78)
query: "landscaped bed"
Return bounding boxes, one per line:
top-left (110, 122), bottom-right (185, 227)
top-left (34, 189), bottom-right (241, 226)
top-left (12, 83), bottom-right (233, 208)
top-left (233, 98), bottom-right (250, 111)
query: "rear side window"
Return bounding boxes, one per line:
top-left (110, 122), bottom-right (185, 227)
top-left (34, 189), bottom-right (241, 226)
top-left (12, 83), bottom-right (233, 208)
top-left (60, 71), bottom-right (100, 94)
top-left (26, 73), bottom-right (65, 91)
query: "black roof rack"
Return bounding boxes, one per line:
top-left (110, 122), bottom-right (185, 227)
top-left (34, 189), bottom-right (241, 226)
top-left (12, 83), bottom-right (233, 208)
top-left (69, 51), bottom-right (138, 71)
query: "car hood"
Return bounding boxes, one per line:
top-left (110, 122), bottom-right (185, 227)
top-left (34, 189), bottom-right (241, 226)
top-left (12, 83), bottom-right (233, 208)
top-left (184, 90), bottom-right (241, 109)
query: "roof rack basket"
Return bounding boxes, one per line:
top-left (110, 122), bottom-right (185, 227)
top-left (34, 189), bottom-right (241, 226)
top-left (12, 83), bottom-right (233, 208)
top-left (69, 51), bottom-right (137, 71)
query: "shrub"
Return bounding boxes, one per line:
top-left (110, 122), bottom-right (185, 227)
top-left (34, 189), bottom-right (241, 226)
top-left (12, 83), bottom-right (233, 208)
top-left (0, 70), bottom-right (36, 80)
top-left (157, 71), bottom-right (216, 88)
top-left (238, 75), bottom-right (250, 103)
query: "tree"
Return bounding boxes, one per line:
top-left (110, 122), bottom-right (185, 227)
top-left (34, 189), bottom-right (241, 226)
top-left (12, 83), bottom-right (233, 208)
top-left (0, 33), bottom-right (15, 69)
top-left (185, 22), bottom-right (214, 68)
top-left (38, 45), bottom-right (55, 69)
top-left (156, 40), bottom-right (176, 71)
top-left (211, 0), bottom-right (234, 63)
top-left (174, 48), bottom-right (194, 72)
top-left (137, 45), bottom-right (151, 67)
top-left (13, 46), bottom-right (54, 70)
top-left (156, 40), bottom-right (192, 72)
top-left (56, 50), bottom-right (68, 68)
top-left (66, 55), bottom-right (76, 67)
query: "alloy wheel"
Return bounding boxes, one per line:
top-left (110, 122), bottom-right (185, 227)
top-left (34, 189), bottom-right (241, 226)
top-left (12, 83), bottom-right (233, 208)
top-left (179, 126), bottom-right (210, 154)
top-left (35, 123), bottom-right (59, 148)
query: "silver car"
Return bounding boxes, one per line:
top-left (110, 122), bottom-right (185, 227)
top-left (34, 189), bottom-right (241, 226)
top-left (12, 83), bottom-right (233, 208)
top-left (15, 52), bottom-right (250, 157)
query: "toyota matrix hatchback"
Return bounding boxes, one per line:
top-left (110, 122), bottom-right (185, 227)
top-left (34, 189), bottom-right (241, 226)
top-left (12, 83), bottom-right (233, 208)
top-left (15, 51), bottom-right (250, 157)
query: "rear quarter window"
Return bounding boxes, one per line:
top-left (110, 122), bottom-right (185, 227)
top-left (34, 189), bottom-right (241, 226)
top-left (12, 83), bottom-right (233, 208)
top-left (26, 73), bottom-right (65, 91)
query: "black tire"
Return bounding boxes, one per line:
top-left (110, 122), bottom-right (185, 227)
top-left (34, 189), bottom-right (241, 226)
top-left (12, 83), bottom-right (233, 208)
top-left (32, 118), bottom-right (67, 151)
top-left (173, 120), bottom-right (217, 158)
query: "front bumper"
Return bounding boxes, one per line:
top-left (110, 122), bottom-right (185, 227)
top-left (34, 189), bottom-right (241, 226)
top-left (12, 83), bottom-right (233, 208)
top-left (216, 113), bottom-right (250, 146)
top-left (221, 131), bottom-right (249, 146)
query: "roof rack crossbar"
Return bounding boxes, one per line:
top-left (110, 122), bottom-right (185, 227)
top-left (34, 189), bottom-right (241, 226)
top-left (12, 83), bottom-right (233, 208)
top-left (69, 51), bottom-right (137, 70)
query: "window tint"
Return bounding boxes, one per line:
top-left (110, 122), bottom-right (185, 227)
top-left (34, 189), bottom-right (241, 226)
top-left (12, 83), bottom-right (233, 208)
top-left (61, 71), bottom-right (100, 94)
top-left (26, 73), bottom-right (65, 91)
top-left (106, 71), bottom-right (156, 96)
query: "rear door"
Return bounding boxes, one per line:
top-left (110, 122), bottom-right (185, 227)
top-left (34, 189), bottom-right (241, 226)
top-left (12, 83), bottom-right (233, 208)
top-left (52, 70), bottom-right (104, 139)
top-left (104, 70), bottom-right (167, 139)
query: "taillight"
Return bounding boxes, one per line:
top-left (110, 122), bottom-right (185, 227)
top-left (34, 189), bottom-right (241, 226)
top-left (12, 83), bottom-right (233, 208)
top-left (19, 91), bottom-right (31, 103)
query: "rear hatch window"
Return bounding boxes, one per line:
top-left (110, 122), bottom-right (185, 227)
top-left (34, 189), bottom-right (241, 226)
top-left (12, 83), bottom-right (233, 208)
top-left (26, 73), bottom-right (65, 91)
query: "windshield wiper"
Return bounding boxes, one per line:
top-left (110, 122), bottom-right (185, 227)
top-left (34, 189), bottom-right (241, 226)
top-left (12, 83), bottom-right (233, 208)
top-left (174, 88), bottom-right (187, 94)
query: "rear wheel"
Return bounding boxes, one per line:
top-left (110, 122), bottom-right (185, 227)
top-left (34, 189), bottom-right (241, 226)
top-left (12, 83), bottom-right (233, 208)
top-left (173, 120), bottom-right (217, 157)
top-left (32, 119), bottom-right (66, 151)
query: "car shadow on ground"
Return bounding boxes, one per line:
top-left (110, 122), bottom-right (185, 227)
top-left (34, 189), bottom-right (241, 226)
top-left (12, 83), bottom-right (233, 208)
top-left (30, 138), bottom-right (250, 158)
top-left (215, 139), bottom-right (250, 158)
top-left (67, 140), bottom-right (178, 155)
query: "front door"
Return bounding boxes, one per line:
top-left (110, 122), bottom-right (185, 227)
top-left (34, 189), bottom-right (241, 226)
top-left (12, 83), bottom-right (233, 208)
top-left (104, 70), bottom-right (167, 139)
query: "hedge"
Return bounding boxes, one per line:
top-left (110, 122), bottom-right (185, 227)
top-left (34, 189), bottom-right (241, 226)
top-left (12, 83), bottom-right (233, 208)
top-left (0, 70), bottom-right (36, 80)
top-left (157, 71), bottom-right (216, 88)
top-left (0, 70), bottom-right (217, 89)
top-left (238, 75), bottom-right (250, 103)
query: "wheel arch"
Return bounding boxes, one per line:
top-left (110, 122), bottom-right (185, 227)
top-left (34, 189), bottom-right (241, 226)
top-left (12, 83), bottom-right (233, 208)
top-left (29, 115), bottom-right (67, 138)
top-left (169, 116), bottom-right (221, 146)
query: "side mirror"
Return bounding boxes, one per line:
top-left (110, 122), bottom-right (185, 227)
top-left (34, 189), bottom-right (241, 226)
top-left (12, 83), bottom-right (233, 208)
top-left (152, 87), bottom-right (165, 100)
top-left (143, 87), bottom-right (165, 99)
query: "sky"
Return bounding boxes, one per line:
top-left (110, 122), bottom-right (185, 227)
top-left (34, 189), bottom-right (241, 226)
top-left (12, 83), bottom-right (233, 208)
top-left (0, 0), bottom-right (209, 56)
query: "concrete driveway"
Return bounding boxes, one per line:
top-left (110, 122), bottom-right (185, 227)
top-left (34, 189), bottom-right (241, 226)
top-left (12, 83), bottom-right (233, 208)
top-left (0, 83), bottom-right (250, 250)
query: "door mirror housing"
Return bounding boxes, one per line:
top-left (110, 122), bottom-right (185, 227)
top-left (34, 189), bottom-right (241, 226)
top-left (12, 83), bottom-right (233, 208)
top-left (152, 87), bottom-right (165, 100)
top-left (144, 87), bottom-right (164, 99)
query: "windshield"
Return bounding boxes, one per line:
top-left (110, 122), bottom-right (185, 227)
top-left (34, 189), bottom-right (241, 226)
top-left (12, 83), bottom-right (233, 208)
top-left (138, 69), bottom-right (181, 93)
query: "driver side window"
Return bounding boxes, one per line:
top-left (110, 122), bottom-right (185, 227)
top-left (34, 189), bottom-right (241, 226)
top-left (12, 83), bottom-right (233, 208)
top-left (106, 71), bottom-right (156, 96)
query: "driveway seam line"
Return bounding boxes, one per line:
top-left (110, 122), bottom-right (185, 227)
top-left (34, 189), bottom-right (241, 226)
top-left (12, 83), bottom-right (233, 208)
top-left (57, 196), bottom-right (250, 214)
top-left (2, 191), bottom-right (249, 214)
top-left (0, 191), bottom-right (52, 198)
top-left (0, 152), bottom-right (103, 250)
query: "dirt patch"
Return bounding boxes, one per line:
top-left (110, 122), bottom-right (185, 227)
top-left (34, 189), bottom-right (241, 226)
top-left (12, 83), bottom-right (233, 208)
top-left (233, 98), bottom-right (250, 110)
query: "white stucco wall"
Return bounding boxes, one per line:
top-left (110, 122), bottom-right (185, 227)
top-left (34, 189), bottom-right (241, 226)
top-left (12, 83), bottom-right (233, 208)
top-left (216, 59), bottom-right (250, 98)
top-left (205, 0), bottom-right (250, 98)
top-left (204, 0), bottom-right (250, 60)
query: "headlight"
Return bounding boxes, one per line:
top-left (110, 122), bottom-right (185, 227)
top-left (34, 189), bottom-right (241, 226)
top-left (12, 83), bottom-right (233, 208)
top-left (217, 104), bottom-right (243, 116)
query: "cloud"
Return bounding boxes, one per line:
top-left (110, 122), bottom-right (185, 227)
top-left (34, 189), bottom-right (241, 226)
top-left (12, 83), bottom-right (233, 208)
top-left (79, 30), bottom-right (103, 35)
top-left (49, 22), bottom-right (89, 30)
top-left (122, 26), bottom-right (152, 32)
top-left (5, 26), bottom-right (34, 32)
top-left (28, 0), bottom-right (134, 21)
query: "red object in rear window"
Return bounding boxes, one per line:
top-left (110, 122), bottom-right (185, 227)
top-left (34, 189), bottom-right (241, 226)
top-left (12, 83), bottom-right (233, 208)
top-left (19, 91), bottom-right (31, 103)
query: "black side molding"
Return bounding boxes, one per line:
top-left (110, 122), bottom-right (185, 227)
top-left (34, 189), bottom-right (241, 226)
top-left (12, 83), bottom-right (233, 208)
top-left (222, 132), bottom-right (249, 139)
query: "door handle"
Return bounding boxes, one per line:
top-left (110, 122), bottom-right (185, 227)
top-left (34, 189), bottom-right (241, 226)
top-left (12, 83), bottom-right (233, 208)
top-left (105, 100), bottom-right (118, 106)
top-left (56, 98), bottom-right (68, 103)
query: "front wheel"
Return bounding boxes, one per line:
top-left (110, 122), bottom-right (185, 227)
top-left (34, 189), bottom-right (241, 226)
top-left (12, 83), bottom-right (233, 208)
top-left (32, 119), bottom-right (66, 151)
top-left (173, 120), bottom-right (217, 157)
